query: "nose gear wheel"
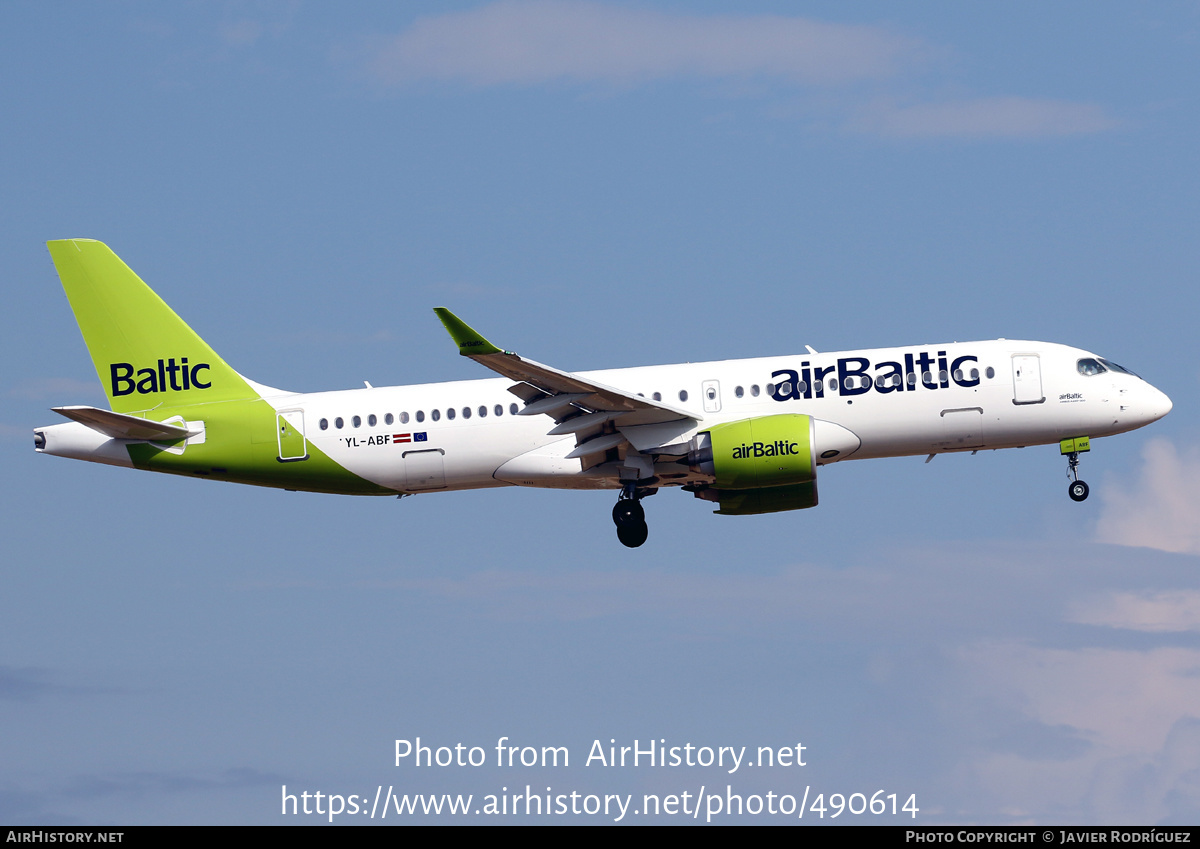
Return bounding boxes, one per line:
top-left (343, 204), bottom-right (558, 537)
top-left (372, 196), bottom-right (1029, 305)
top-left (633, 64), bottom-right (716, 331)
top-left (1065, 449), bottom-right (1089, 502)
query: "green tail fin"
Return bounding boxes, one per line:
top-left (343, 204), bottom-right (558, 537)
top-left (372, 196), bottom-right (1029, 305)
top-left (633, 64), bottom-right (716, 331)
top-left (47, 239), bottom-right (258, 413)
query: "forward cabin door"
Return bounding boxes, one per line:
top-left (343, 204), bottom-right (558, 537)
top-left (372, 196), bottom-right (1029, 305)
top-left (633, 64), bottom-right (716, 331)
top-left (1011, 355), bottom-right (1045, 405)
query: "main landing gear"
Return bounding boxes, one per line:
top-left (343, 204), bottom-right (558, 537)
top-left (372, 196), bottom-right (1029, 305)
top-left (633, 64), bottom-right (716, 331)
top-left (613, 484), bottom-right (650, 548)
top-left (1061, 436), bottom-right (1091, 502)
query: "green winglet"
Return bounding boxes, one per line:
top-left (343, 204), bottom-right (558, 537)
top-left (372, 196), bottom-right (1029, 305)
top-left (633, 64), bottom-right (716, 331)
top-left (433, 307), bottom-right (503, 356)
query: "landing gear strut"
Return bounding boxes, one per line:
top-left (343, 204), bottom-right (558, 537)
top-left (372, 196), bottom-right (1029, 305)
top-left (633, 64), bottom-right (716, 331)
top-left (1061, 436), bottom-right (1091, 502)
top-left (1067, 453), bottom-right (1089, 502)
top-left (613, 483), bottom-right (649, 548)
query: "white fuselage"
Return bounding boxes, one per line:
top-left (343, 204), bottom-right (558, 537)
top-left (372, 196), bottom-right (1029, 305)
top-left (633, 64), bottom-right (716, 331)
top-left (258, 339), bottom-right (1171, 494)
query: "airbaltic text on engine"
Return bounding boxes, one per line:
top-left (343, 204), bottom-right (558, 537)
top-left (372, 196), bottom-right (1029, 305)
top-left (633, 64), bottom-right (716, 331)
top-left (732, 440), bottom-right (800, 459)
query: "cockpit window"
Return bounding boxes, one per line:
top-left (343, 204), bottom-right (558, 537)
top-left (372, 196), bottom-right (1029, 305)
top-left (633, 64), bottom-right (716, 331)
top-left (1077, 358), bottom-right (1107, 376)
top-left (1099, 357), bottom-right (1139, 378)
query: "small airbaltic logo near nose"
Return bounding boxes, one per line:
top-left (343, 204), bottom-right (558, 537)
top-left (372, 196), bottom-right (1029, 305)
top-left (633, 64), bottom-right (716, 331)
top-left (110, 358), bottom-right (211, 396)
top-left (733, 440), bottom-right (800, 459)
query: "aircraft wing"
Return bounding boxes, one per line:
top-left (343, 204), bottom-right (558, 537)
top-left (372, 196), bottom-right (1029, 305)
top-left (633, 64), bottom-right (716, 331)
top-left (52, 405), bottom-right (195, 441)
top-left (434, 308), bottom-right (698, 466)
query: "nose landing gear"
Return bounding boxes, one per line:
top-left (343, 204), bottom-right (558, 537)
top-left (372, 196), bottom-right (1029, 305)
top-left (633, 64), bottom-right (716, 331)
top-left (1061, 436), bottom-right (1091, 502)
top-left (613, 484), bottom-right (651, 548)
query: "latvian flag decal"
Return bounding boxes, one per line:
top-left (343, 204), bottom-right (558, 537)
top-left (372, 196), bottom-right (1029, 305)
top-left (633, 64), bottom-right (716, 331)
top-left (393, 432), bottom-right (428, 444)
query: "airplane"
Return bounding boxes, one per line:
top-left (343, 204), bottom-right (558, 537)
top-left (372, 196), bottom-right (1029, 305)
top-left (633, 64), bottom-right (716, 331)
top-left (34, 239), bottom-right (1173, 547)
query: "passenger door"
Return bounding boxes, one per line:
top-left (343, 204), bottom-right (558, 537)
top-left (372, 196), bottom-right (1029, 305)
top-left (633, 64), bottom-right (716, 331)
top-left (1011, 355), bottom-right (1044, 405)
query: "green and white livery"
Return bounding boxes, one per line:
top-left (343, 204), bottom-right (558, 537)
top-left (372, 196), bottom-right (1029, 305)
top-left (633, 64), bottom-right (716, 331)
top-left (35, 240), bottom-right (1173, 547)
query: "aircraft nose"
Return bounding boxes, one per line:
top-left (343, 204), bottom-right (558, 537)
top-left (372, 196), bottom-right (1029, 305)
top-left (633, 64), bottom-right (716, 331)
top-left (1143, 383), bottom-right (1172, 422)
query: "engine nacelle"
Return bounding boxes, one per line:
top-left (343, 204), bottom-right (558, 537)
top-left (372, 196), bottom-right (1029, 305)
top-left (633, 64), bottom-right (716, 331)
top-left (686, 414), bottom-right (818, 514)
top-left (684, 414), bottom-right (860, 515)
top-left (691, 481), bottom-right (818, 515)
top-left (688, 414), bottom-right (816, 490)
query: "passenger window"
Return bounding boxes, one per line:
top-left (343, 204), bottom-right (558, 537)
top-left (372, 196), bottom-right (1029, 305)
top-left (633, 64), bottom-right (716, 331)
top-left (495, 404), bottom-right (503, 416)
top-left (400, 412), bottom-right (409, 424)
top-left (335, 417), bottom-right (344, 429)
top-left (368, 414), bottom-right (377, 426)
top-left (319, 418), bottom-right (329, 430)
top-left (447, 408), bottom-right (456, 420)
top-left (969, 369), bottom-right (979, 381)
top-left (779, 381), bottom-right (792, 396)
top-left (416, 411), bottom-right (425, 423)
top-left (952, 369), bottom-right (963, 382)
top-left (766, 383), bottom-right (775, 395)
top-left (431, 409), bottom-right (440, 422)
top-left (653, 392), bottom-right (662, 401)
top-left (479, 405), bottom-right (487, 418)
top-left (985, 367), bottom-right (995, 379)
top-left (922, 371), bottom-right (932, 384)
top-left (385, 413), bottom-right (394, 425)
top-left (679, 390), bottom-right (688, 402)
top-left (828, 378), bottom-right (838, 391)
top-left (938, 370), bottom-right (948, 384)
top-left (735, 386), bottom-right (744, 398)
top-left (352, 415), bottom-right (361, 428)
top-left (509, 403), bottom-right (518, 415)
top-left (462, 406), bottom-right (471, 419)
top-left (798, 381), bottom-right (808, 394)
top-left (751, 385), bottom-right (760, 397)
top-left (875, 376), bottom-right (886, 389)
top-left (907, 372), bottom-right (916, 386)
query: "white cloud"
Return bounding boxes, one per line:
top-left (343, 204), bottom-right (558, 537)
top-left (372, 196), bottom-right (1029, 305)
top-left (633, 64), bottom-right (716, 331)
top-left (1096, 439), bottom-right (1200, 555)
top-left (957, 642), bottom-right (1200, 822)
top-left (358, 2), bottom-right (1119, 141)
top-left (853, 97), bottom-right (1118, 139)
top-left (963, 643), bottom-right (1200, 754)
top-left (368, 0), bottom-right (921, 87)
top-left (1068, 590), bottom-right (1200, 633)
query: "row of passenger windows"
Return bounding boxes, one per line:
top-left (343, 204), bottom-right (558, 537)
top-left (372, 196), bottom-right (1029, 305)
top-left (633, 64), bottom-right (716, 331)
top-left (318, 402), bottom-right (521, 431)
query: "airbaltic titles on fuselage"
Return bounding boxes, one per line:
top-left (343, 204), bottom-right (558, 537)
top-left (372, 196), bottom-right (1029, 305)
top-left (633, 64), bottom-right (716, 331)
top-left (768, 350), bottom-right (980, 401)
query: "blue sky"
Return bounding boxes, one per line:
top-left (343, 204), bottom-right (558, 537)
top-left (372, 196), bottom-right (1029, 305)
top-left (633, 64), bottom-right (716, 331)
top-left (2, 1), bottom-right (1199, 825)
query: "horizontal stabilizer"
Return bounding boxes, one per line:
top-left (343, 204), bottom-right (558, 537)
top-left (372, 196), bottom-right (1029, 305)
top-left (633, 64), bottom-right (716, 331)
top-left (51, 406), bottom-right (195, 441)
